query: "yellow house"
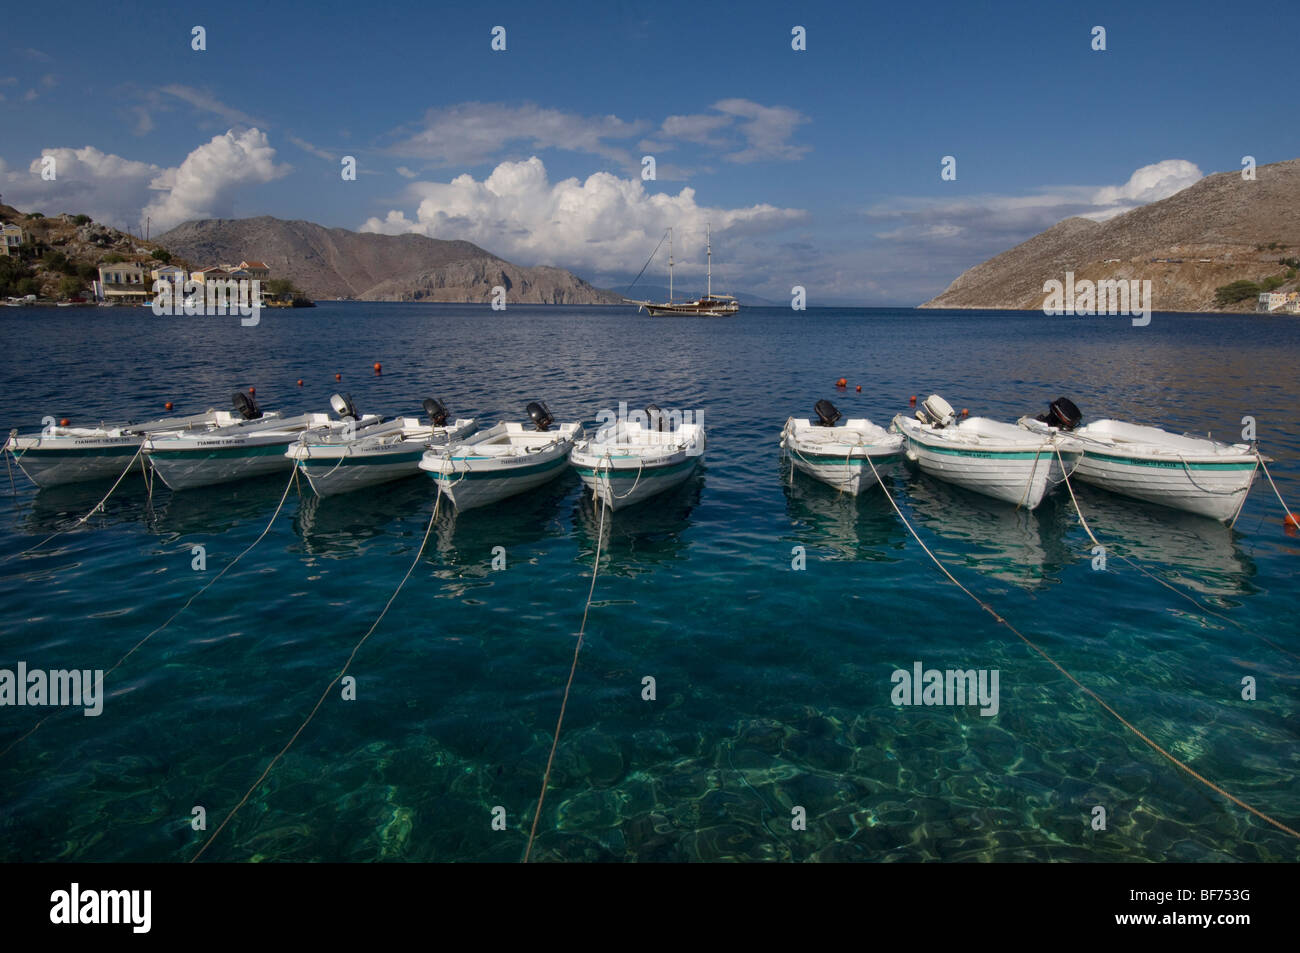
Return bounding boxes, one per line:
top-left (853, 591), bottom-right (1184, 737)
top-left (1, 223), bottom-right (23, 256)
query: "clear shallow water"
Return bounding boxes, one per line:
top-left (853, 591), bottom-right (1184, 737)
top-left (0, 303), bottom-right (1297, 862)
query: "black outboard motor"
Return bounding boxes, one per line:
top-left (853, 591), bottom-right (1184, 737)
top-left (422, 398), bottom-right (448, 427)
top-left (330, 393), bottom-right (360, 420)
top-left (232, 391), bottom-right (262, 420)
top-left (645, 403), bottom-right (665, 432)
top-left (814, 399), bottom-right (842, 427)
top-left (526, 400), bottom-right (553, 432)
top-left (1036, 397), bottom-right (1082, 431)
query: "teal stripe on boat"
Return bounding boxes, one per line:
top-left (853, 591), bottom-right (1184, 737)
top-left (572, 458), bottom-right (698, 478)
top-left (909, 441), bottom-right (1062, 460)
top-left (14, 444), bottom-right (138, 457)
top-left (1082, 451), bottom-right (1256, 471)
top-left (433, 454), bottom-right (568, 480)
top-left (149, 442), bottom-right (291, 460)
top-left (798, 450), bottom-right (902, 464)
top-left (299, 449), bottom-right (425, 468)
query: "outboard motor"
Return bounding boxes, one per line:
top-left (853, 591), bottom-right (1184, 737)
top-left (232, 391), bottom-right (262, 420)
top-left (814, 399), bottom-right (842, 427)
top-left (422, 398), bottom-right (448, 427)
top-left (330, 393), bottom-right (360, 420)
top-left (645, 403), bottom-right (665, 432)
top-left (916, 394), bottom-right (956, 429)
top-left (526, 400), bottom-right (554, 432)
top-left (1036, 397), bottom-right (1082, 431)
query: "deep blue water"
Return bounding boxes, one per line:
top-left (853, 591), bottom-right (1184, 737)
top-left (0, 303), bottom-right (1297, 862)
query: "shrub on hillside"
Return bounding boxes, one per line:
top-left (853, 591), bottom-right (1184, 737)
top-left (1214, 280), bottom-right (1261, 306)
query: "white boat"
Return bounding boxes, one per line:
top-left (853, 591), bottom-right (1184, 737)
top-left (892, 395), bottom-right (1081, 509)
top-left (1048, 417), bottom-right (1262, 523)
top-left (570, 404), bottom-right (705, 510)
top-left (420, 402), bottom-right (580, 510)
top-left (625, 225), bottom-right (740, 317)
top-left (780, 399), bottom-right (904, 495)
top-left (145, 393), bottom-right (379, 490)
top-left (289, 398), bottom-right (477, 497)
top-left (5, 406), bottom-right (245, 488)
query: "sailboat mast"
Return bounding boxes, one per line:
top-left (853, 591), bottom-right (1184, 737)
top-left (706, 223), bottom-right (712, 299)
top-left (668, 227), bottom-right (673, 302)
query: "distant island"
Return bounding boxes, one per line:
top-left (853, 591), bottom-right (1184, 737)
top-left (156, 217), bottom-right (625, 305)
top-left (922, 157), bottom-right (1300, 314)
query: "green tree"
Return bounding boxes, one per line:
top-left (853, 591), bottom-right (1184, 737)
top-left (1261, 274), bottom-right (1286, 292)
top-left (150, 248), bottom-right (172, 263)
top-left (1214, 280), bottom-right (1261, 306)
top-left (72, 214), bottom-right (92, 226)
top-left (58, 275), bottom-right (84, 299)
top-left (266, 278), bottom-right (300, 297)
top-left (76, 262), bottom-right (98, 282)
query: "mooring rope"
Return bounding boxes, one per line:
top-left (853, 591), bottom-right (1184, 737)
top-left (191, 480), bottom-right (446, 862)
top-left (522, 486), bottom-right (609, 862)
top-left (0, 463), bottom-right (302, 761)
top-left (1256, 452), bottom-right (1297, 527)
top-left (5, 442), bottom-right (148, 561)
top-left (864, 453), bottom-right (1299, 841)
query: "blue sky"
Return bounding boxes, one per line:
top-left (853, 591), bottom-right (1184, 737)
top-left (2, 0), bottom-right (1297, 303)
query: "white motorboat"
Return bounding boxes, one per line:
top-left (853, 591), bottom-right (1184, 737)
top-left (145, 393), bottom-right (380, 490)
top-left (420, 402), bottom-right (580, 510)
top-left (892, 395), bottom-right (1081, 509)
top-left (289, 398), bottom-right (477, 497)
top-left (570, 403), bottom-right (705, 510)
top-left (4, 401), bottom-right (265, 488)
top-left (780, 399), bottom-right (904, 495)
top-left (1039, 414), bottom-right (1263, 523)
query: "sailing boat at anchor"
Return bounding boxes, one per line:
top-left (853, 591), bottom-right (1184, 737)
top-left (626, 223), bottom-right (740, 317)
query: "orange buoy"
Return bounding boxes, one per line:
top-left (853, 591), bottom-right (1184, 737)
top-left (373, 362), bottom-right (382, 374)
top-left (855, 385), bottom-right (862, 393)
top-left (59, 418), bottom-right (69, 427)
top-left (1285, 512), bottom-right (1300, 528)
top-left (248, 387), bottom-right (255, 395)
top-left (164, 402), bottom-right (173, 411)
top-left (335, 373), bottom-right (342, 382)
top-left (909, 395), bottom-right (917, 405)
top-left (961, 408), bottom-right (969, 417)
top-left (296, 379), bottom-right (303, 387)
top-left (836, 377), bottom-right (847, 388)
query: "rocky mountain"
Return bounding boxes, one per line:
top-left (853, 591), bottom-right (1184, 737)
top-left (155, 216), bottom-right (624, 304)
top-left (922, 158), bottom-right (1300, 312)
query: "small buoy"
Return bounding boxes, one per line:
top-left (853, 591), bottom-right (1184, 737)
top-left (1285, 512), bottom-right (1300, 528)
top-left (164, 402), bottom-right (173, 411)
top-left (855, 385), bottom-right (862, 393)
top-left (836, 377), bottom-right (847, 388)
top-left (373, 362), bottom-right (382, 374)
top-left (909, 395), bottom-right (917, 405)
top-left (248, 386), bottom-right (255, 395)
top-left (296, 379), bottom-right (303, 387)
top-left (335, 373), bottom-right (342, 382)
top-left (59, 418), bottom-right (69, 427)
top-left (960, 408), bottom-right (969, 417)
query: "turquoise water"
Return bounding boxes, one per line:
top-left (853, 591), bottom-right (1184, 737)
top-left (0, 303), bottom-right (1297, 862)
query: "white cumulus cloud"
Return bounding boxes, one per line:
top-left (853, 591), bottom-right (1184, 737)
top-left (142, 128), bottom-right (290, 231)
top-left (360, 156), bottom-right (805, 274)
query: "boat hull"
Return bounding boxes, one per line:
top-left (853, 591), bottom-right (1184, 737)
top-left (424, 450), bottom-right (572, 510)
top-left (147, 442), bottom-right (295, 490)
top-left (895, 418), bottom-right (1077, 510)
top-left (1072, 451), bottom-right (1257, 522)
top-left (296, 447), bottom-right (427, 497)
top-left (780, 419), bottom-right (904, 495)
top-left (785, 450), bottom-right (903, 495)
top-left (7, 439), bottom-right (143, 487)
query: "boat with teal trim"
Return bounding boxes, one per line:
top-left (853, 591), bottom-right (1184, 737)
top-left (421, 402), bottom-right (579, 510)
top-left (780, 399), bottom-right (904, 495)
top-left (893, 395), bottom-right (1081, 509)
top-left (1046, 417), bottom-right (1263, 523)
top-left (289, 398), bottom-right (476, 497)
top-left (4, 397), bottom-right (274, 488)
top-left (145, 393), bottom-right (380, 491)
top-left (570, 403), bottom-right (706, 511)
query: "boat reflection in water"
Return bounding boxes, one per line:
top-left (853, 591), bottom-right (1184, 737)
top-left (901, 470), bottom-right (1073, 589)
top-left (294, 476), bottom-right (432, 559)
top-left (781, 461), bottom-right (906, 562)
top-left (19, 479), bottom-right (151, 541)
top-left (570, 468), bottom-right (703, 577)
top-left (1070, 483), bottom-right (1255, 599)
